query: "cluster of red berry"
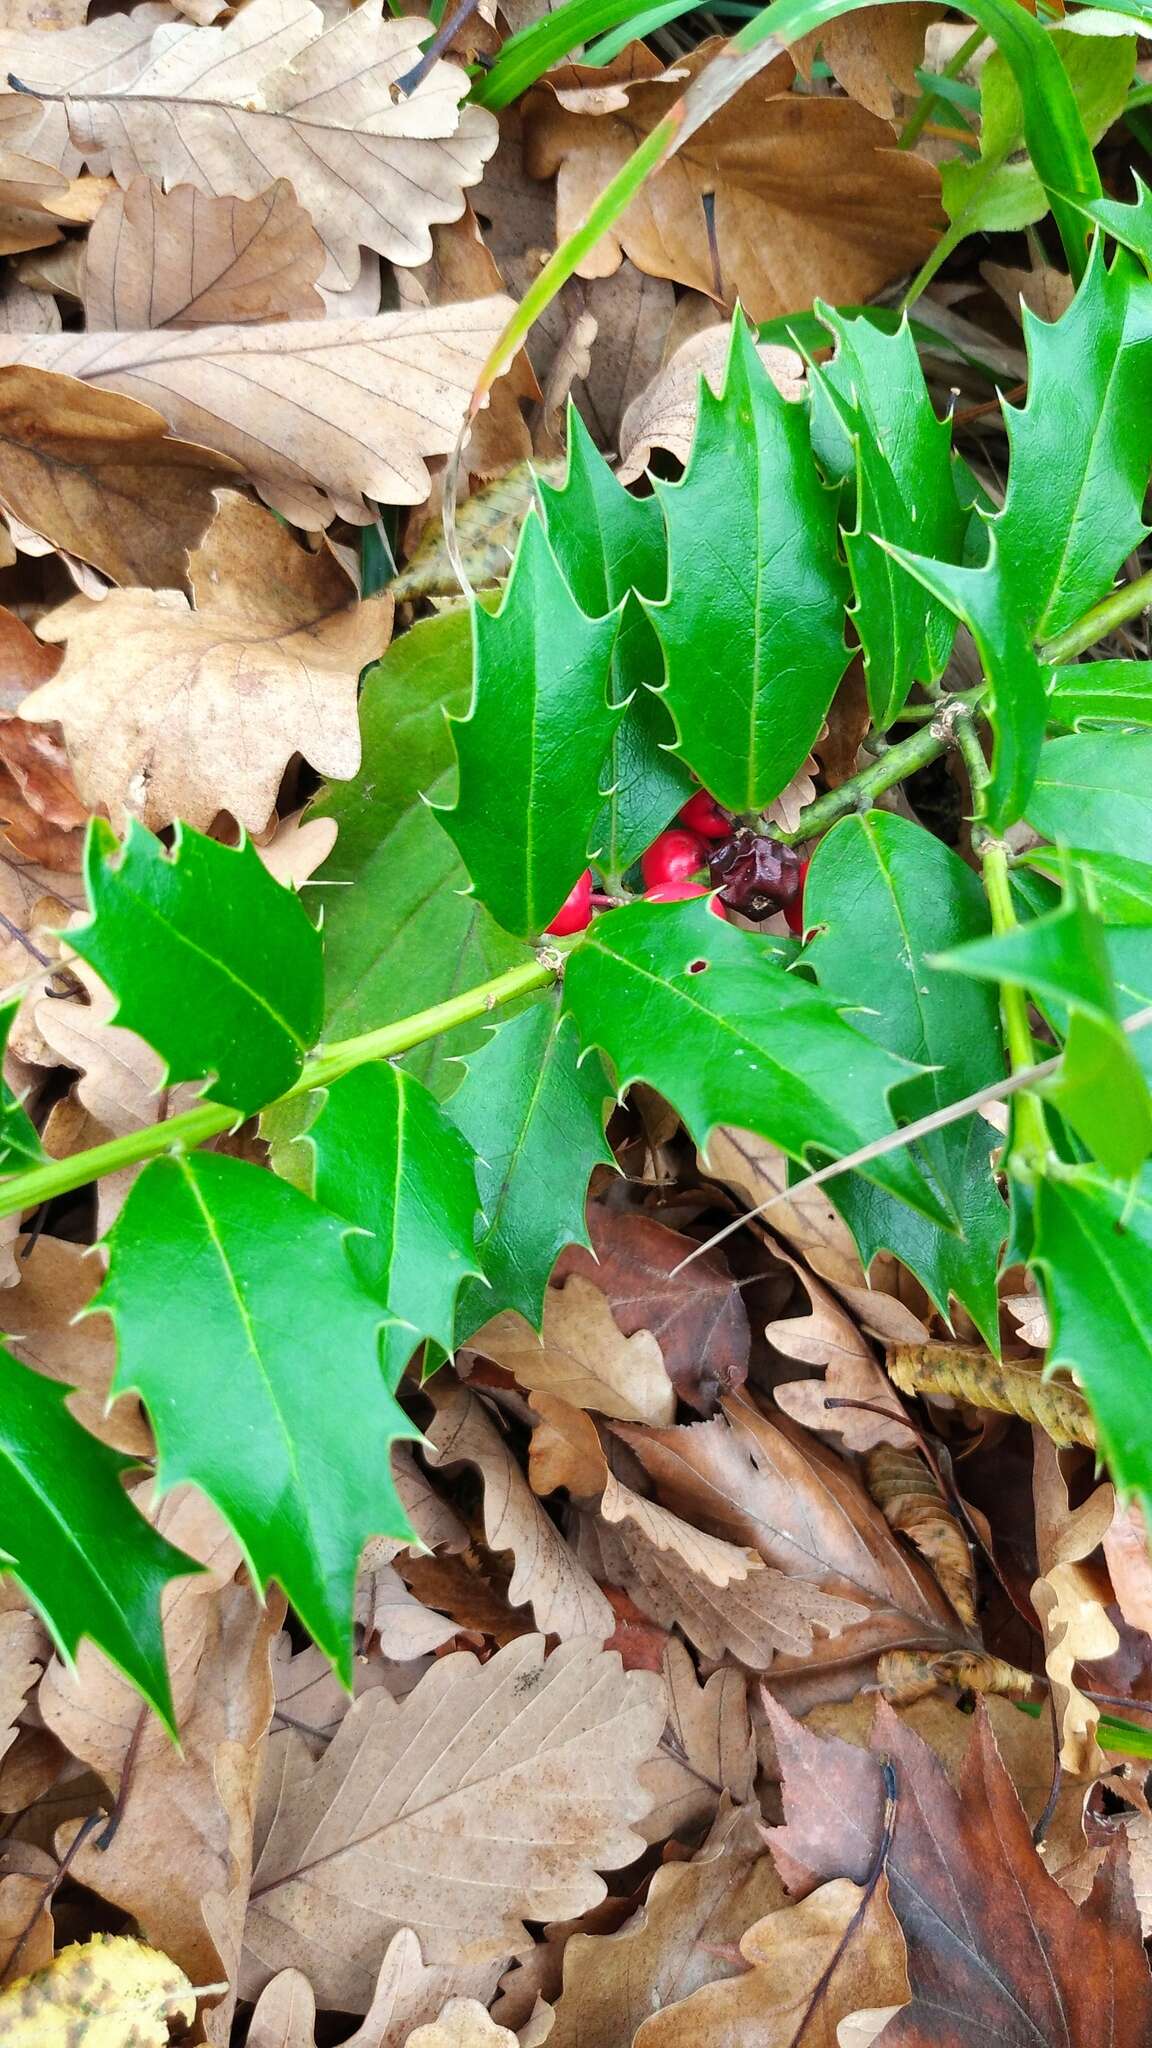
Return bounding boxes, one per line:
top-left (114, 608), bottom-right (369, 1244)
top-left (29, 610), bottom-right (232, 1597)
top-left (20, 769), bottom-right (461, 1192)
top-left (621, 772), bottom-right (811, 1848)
top-left (545, 790), bottom-right (810, 938)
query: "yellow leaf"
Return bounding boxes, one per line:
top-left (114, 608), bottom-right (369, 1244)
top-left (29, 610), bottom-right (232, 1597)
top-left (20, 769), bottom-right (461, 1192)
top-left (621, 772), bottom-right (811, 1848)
top-left (0, 1933), bottom-right (198, 2047)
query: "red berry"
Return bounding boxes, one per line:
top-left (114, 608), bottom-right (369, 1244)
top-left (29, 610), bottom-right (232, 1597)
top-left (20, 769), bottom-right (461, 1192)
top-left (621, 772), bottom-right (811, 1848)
top-left (677, 789), bottom-right (733, 841)
top-left (644, 881), bottom-right (727, 919)
top-left (784, 858), bottom-right (810, 936)
top-left (545, 869), bottom-right (593, 936)
top-left (641, 828), bottom-right (708, 890)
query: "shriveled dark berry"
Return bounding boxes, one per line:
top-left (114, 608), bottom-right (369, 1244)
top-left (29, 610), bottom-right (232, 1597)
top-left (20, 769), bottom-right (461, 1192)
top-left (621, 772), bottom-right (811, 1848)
top-left (708, 829), bottom-right (804, 919)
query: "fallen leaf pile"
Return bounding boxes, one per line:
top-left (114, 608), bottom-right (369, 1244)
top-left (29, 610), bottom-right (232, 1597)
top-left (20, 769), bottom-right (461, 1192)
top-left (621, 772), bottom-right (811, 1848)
top-left (0, 0), bottom-right (1149, 2041)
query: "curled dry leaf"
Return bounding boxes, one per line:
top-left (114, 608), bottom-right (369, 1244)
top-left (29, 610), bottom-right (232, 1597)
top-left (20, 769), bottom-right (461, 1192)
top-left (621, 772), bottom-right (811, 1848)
top-left (1031, 1432), bottom-right (1118, 1776)
top-left (426, 1378), bottom-right (613, 1642)
top-left (525, 41), bottom-right (942, 323)
top-left (248, 1929), bottom-right (504, 2048)
top-left (84, 177), bottom-right (325, 329)
top-left (617, 322), bottom-right (804, 484)
top-left (548, 1801), bottom-right (785, 2048)
top-left (0, 296), bottom-right (515, 526)
top-left (242, 1635), bottom-right (666, 2011)
top-left (766, 1696), bottom-right (1152, 2047)
top-left (0, 363), bottom-right (237, 588)
top-left (19, 0), bottom-right (498, 288)
top-left (555, 1208), bottom-right (750, 1414)
top-left (886, 1340), bottom-right (1094, 1448)
top-left (864, 1446), bottom-right (977, 1627)
top-left (636, 1637), bottom-right (755, 1845)
top-left (24, 492), bottom-right (387, 832)
top-left (473, 1273), bottom-right (675, 1425)
top-left (769, 1243), bottom-right (916, 1455)
top-left (633, 1873), bottom-right (909, 2048)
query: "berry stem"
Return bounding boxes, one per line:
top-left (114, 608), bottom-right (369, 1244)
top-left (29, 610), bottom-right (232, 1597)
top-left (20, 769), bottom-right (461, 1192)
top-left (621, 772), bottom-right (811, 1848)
top-left (980, 837), bottom-right (1051, 1177)
top-left (1036, 563), bottom-right (1152, 665)
top-left (773, 686), bottom-right (987, 845)
top-left (0, 953), bottom-right (563, 1222)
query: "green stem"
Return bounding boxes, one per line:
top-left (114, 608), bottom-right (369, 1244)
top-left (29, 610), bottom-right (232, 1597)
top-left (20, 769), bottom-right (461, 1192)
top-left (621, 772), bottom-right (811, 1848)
top-left (1038, 565), bottom-right (1152, 666)
top-left (898, 24), bottom-right (985, 151)
top-left (981, 839), bottom-right (1050, 1173)
top-left (776, 687), bottom-right (986, 844)
top-left (0, 954), bottom-right (560, 1223)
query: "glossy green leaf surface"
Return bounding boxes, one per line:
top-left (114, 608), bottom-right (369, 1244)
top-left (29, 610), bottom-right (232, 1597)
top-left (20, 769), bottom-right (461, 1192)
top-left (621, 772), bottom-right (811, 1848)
top-left (1072, 174), bottom-right (1152, 275)
top-left (1023, 848), bottom-right (1152, 926)
top-left (437, 510), bottom-right (622, 939)
top-left (0, 1347), bottom-right (195, 1729)
top-left (306, 1062), bottom-right (485, 1383)
top-left (309, 613), bottom-right (534, 1095)
top-left (1027, 730), bottom-right (1152, 856)
top-left (448, 1000), bottom-right (614, 1336)
top-left (563, 896), bottom-right (949, 1223)
top-left (100, 1152), bottom-right (420, 1683)
top-left (0, 1001), bottom-right (42, 1175)
top-left (539, 409), bottom-right (689, 879)
top-left (804, 812), bottom-right (1006, 1344)
top-left (1033, 1165), bottom-right (1152, 1512)
top-left (645, 321), bottom-right (849, 814)
top-left (812, 311), bottom-right (965, 728)
top-left (936, 893), bottom-right (1152, 1176)
top-left (73, 818), bottom-right (323, 1115)
top-left (1049, 660), bottom-right (1152, 727)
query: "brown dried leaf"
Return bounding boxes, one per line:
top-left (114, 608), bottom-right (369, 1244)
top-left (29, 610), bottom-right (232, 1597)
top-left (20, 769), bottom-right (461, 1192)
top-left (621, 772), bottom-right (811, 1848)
top-left (407, 2002), bottom-right (520, 2048)
top-left (1031, 1433), bottom-right (1118, 1776)
top-left (1102, 1499), bottom-right (1152, 1641)
top-left (249, 1931), bottom-right (504, 2048)
top-left (770, 1247), bottom-right (916, 1454)
top-left (864, 1446), bottom-right (976, 1626)
top-left (634, 1873), bottom-right (909, 2048)
top-left (617, 322), bottom-right (804, 483)
top-left (1, 1231), bottom-right (147, 1455)
top-left (392, 458), bottom-right (564, 600)
top-left (241, 1635), bottom-right (666, 2011)
top-left (84, 177), bottom-right (325, 329)
top-left (426, 1377), bottom-right (613, 1641)
top-left (636, 1638), bottom-right (755, 1845)
top-left (525, 42), bottom-right (942, 323)
top-left (24, 492), bottom-right (387, 831)
top-left (0, 1612), bottom-right (47, 1770)
top-left (0, 296), bottom-right (514, 527)
top-left (556, 1208), bottom-right (749, 1414)
top-left (0, 1844), bottom-right (56, 1985)
top-left (567, 261), bottom-right (675, 453)
top-left (796, 5), bottom-right (939, 120)
top-left (474, 1273), bottom-right (675, 1425)
top-left (528, 1391), bottom-right (610, 1500)
top-left (0, 363), bottom-right (236, 588)
top-left (1, 17), bottom-right (170, 176)
top-left (547, 1801), bottom-right (785, 2048)
top-left (886, 1341), bottom-right (1094, 1448)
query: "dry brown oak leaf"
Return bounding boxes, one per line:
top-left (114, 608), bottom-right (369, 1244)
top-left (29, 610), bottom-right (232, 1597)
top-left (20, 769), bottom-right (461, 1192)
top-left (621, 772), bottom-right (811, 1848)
top-left (614, 1392), bottom-right (966, 1700)
top-left (795, 4), bottom-right (940, 121)
top-left (0, 293), bottom-right (514, 527)
top-left (84, 177), bottom-right (325, 328)
top-left (1030, 1430), bottom-right (1118, 1778)
top-left (635, 1636), bottom-right (755, 1845)
top-left (617, 320), bottom-right (803, 485)
top-left (247, 1929), bottom-right (503, 2048)
top-left (240, 1634), bottom-right (665, 2013)
top-left (472, 1271), bottom-right (676, 1425)
top-left (22, 491), bottom-right (386, 832)
top-left (554, 1205), bottom-right (750, 1414)
top-left (10, 0), bottom-right (498, 288)
top-left (547, 1799), bottom-right (786, 2048)
top-left (425, 1376), bottom-right (614, 1642)
top-left (765, 1694), bottom-right (1152, 2046)
top-left (524, 42), bottom-right (942, 324)
top-left (0, 10), bottom-right (174, 175)
top-left (634, 1872), bottom-right (909, 2048)
top-left (0, 362), bottom-right (237, 587)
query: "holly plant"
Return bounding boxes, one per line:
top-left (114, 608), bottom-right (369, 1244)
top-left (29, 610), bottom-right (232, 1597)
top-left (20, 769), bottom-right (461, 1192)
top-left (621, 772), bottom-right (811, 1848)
top-left (6, 236), bottom-right (1152, 1723)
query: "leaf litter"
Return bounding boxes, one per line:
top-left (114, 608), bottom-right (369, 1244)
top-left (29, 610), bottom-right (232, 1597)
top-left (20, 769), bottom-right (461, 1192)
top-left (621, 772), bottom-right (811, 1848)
top-left (0, 0), bottom-right (1150, 2039)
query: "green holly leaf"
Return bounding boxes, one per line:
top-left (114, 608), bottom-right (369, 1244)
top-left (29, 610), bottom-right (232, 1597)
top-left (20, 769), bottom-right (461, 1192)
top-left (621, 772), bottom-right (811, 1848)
top-left (935, 891), bottom-right (1152, 1177)
top-left (880, 537), bottom-right (1048, 832)
top-left (309, 610), bottom-right (533, 1096)
top-left (73, 818), bottom-right (323, 1115)
top-left (1070, 173), bottom-right (1152, 277)
top-left (304, 1062), bottom-right (485, 1383)
top-left (563, 897), bottom-right (950, 1225)
top-left (644, 319), bottom-right (850, 814)
top-left (803, 812), bottom-right (1006, 1346)
top-left (539, 409), bottom-right (690, 880)
top-left (1032, 1164), bottom-right (1152, 1513)
top-left (448, 1000), bottom-right (614, 1336)
top-left (0, 1001), bottom-right (41, 1175)
top-left (0, 1347), bottom-right (196, 1728)
top-left (435, 510), bottom-right (623, 940)
top-left (941, 29), bottom-right (1134, 249)
top-left (991, 244), bottom-right (1152, 640)
top-left (99, 1152), bottom-right (421, 1682)
top-left (1049, 660), bottom-right (1152, 727)
top-left (1027, 731), bottom-right (1152, 857)
top-left (1022, 847), bottom-right (1152, 926)
top-left (811, 309), bottom-right (966, 728)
